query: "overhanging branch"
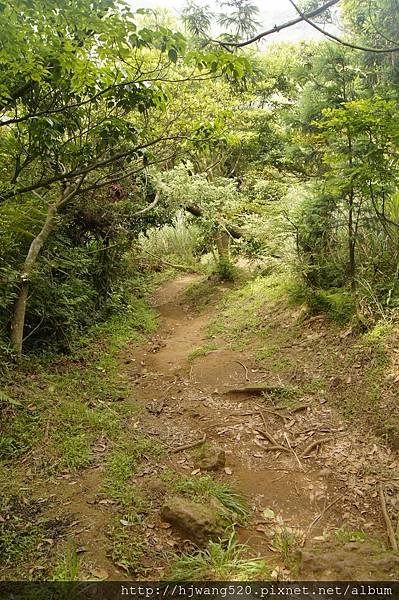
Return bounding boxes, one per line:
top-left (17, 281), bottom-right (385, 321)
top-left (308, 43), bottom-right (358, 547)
top-left (212, 0), bottom-right (341, 48)
top-left (288, 0), bottom-right (399, 53)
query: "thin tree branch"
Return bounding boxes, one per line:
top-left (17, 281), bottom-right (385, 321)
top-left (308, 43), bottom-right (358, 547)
top-left (212, 0), bottom-right (341, 48)
top-left (132, 189), bottom-right (161, 217)
top-left (288, 0), bottom-right (399, 53)
top-left (1, 134), bottom-right (210, 201)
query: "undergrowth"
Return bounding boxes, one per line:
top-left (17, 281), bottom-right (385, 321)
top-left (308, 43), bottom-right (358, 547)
top-left (0, 276), bottom-right (160, 578)
top-left (207, 275), bottom-right (287, 346)
top-left (103, 437), bottom-right (164, 506)
top-left (168, 533), bottom-right (270, 581)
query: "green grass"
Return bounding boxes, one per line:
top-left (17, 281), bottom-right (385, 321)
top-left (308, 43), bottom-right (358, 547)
top-left (0, 287), bottom-right (160, 578)
top-left (169, 533), bottom-right (270, 581)
top-left (334, 526), bottom-right (368, 545)
top-left (103, 437), bottom-right (164, 506)
top-left (214, 257), bottom-right (241, 282)
top-left (139, 212), bottom-right (203, 270)
top-left (288, 282), bottom-right (356, 324)
top-left (164, 473), bottom-right (250, 523)
top-left (184, 279), bottom-right (216, 311)
top-left (0, 493), bottom-right (72, 578)
top-left (51, 540), bottom-right (80, 581)
top-left (108, 518), bottom-right (146, 575)
top-left (272, 526), bottom-right (303, 576)
top-left (0, 296), bottom-right (157, 471)
top-left (207, 275), bottom-right (286, 347)
top-left (188, 343), bottom-right (218, 362)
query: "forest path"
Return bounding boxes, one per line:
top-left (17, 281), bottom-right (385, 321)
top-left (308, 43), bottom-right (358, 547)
top-left (44, 273), bottom-right (399, 580)
top-left (120, 274), bottom-right (399, 580)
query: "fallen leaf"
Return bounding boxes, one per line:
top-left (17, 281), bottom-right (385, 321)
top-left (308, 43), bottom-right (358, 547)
top-left (191, 469), bottom-right (201, 475)
top-left (262, 508), bottom-right (276, 520)
top-left (90, 567), bottom-right (108, 580)
top-left (120, 519), bottom-right (130, 526)
top-left (224, 467), bottom-right (232, 475)
top-left (159, 522), bottom-right (172, 529)
top-left (93, 445), bottom-right (107, 453)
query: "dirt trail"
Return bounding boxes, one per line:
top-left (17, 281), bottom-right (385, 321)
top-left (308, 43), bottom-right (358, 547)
top-left (123, 274), bottom-right (399, 579)
top-left (41, 274), bottom-right (399, 580)
top-left (145, 276), bottom-right (329, 539)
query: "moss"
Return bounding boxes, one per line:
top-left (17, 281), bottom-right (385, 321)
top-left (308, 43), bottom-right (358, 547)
top-left (188, 343), bottom-right (218, 361)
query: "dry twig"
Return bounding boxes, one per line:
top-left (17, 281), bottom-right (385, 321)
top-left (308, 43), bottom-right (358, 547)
top-left (284, 432), bottom-right (304, 471)
top-left (255, 429), bottom-right (291, 452)
top-left (172, 434), bottom-right (207, 453)
top-left (305, 495), bottom-right (345, 543)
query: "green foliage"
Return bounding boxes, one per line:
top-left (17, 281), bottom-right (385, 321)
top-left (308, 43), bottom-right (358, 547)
top-left (272, 526), bottom-right (302, 575)
top-left (169, 533), bottom-right (269, 581)
top-left (334, 527), bottom-right (367, 545)
top-left (139, 212), bottom-right (203, 269)
top-left (0, 287), bottom-right (156, 469)
top-left (208, 275), bottom-right (286, 344)
top-left (302, 287), bottom-right (356, 324)
top-left (184, 279), bottom-right (216, 310)
top-left (215, 257), bottom-right (239, 282)
top-left (52, 541), bottom-right (80, 581)
top-left (108, 519), bottom-right (146, 575)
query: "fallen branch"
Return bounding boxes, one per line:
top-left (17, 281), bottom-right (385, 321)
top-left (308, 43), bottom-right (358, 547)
top-left (378, 482), bottom-right (398, 551)
top-left (224, 384), bottom-right (286, 395)
top-left (301, 436), bottom-right (333, 458)
top-left (284, 432), bottom-right (304, 471)
top-left (142, 249), bottom-right (197, 272)
top-left (262, 445), bottom-right (292, 453)
top-left (265, 409), bottom-right (289, 422)
top-left (255, 427), bottom-right (279, 446)
top-left (171, 434), bottom-right (207, 453)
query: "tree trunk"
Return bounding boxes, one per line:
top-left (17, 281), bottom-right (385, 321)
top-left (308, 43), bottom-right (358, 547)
top-left (215, 230), bottom-right (230, 261)
top-left (348, 189), bottom-right (356, 288)
top-left (10, 203), bottom-right (58, 359)
top-left (10, 179), bottom-right (84, 359)
top-left (347, 128), bottom-right (356, 290)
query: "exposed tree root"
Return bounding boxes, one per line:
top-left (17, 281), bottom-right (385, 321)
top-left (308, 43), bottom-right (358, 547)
top-left (171, 434), bottom-right (207, 453)
top-left (378, 482), bottom-right (398, 551)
